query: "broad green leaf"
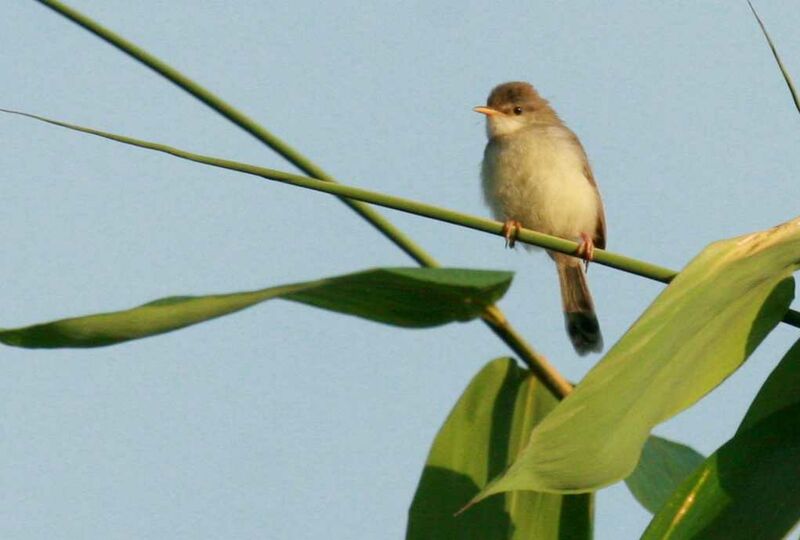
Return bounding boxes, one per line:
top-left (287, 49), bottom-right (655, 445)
top-left (642, 402), bottom-right (800, 539)
top-left (738, 337), bottom-right (800, 433)
top-left (642, 339), bottom-right (800, 538)
top-left (624, 436), bottom-right (705, 514)
top-left (469, 217), bottom-right (799, 502)
top-left (407, 358), bottom-right (592, 540)
top-left (0, 268), bottom-right (512, 348)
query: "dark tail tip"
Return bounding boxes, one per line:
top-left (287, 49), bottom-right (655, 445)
top-left (565, 311), bottom-right (603, 355)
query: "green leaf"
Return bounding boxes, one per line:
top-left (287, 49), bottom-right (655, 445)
top-left (738, 337), bottom-right (800, 433)
top-left (642, 403), bottom-right (800, 539)
top-left (407, 358), bottom-right (592, 540)
top-left (642, 339), bottom-right (800, 538)
top-left (469, 217), bottom-right (799, 501)
top-left (625, 436), bottom-right (705, 514)
top-left (0, 267), bottom-right (512, 348)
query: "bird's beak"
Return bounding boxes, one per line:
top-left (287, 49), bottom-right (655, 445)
top-left (473, 106), bottom-right (502, 117)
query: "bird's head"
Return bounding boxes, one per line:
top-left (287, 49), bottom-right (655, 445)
top-left (474, 81), bottom-right (560, 138)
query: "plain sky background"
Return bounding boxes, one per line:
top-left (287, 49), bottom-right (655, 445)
top-left (1, 2), bottom-right (799, 538)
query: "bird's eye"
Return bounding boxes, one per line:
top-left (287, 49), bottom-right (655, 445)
top-left (513, 106), bottom-right (523, 115)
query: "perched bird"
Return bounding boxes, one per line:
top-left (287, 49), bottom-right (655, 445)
top-left (475, 81), bottom-right (605, 355)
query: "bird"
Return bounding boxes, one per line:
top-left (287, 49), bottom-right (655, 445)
top-left (474, 81), bottom-right (605, 355)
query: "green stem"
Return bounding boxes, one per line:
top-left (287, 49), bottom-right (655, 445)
top-left (0, 109), bottom-right (688, 283)
top-left (482, 306), bottom-right (573, 397)
top-left (748, 0), bottom-right (800, 115)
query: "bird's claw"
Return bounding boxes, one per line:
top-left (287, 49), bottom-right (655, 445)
top-left (576, 232), bottom-right (595, 271)
top-left (502, 220), bottom-right (522, 248)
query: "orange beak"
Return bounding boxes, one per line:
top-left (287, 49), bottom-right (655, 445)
top-left (473, 106), bottom-right (502, 117)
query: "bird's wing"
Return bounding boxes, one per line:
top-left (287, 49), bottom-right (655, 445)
top-left (583, 162), bottom-right (607, 250)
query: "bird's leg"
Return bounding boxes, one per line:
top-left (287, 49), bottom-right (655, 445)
top-left (576, 232), bottom-right (595, 270)
top-left (501, 219), bottom-right (522, 248)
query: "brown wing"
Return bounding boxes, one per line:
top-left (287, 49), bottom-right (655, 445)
top-left (565, 128), bottom-right (606, 249)
top-left (584, 162), bottom-right (607, 250)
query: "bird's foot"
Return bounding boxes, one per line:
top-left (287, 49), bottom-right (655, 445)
top-left (501, 220), bottom-right (522, 248)
top-left (576, 232), bottom-right (595, 270)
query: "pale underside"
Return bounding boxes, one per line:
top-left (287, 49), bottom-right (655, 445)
top-left (481, 123), bottom-right (602, 248)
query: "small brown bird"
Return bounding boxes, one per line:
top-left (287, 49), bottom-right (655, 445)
top-left (475, 82), bottom-right (605, 354)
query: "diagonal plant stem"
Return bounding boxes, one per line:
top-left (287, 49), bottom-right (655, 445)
top-left (748, 0), bottom-right (800, 115)
top-left (5, 107), bottom-right (800, 334)
top-left (0, 108), bottom-right (673, 282)
top-left (34, 0), bottom-right (571, 397)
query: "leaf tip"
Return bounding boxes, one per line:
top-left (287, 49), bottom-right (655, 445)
top-left (452, 497), bottom-right (477, 517)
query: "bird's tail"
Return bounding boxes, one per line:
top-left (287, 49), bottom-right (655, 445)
top-left (553, 253), bottom-right (603, 355)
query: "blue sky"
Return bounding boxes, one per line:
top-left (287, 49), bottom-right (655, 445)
top-left (2, 2), bottom-right (799, 538)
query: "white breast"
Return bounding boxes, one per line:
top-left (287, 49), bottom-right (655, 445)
top-left (481, 125), bottom-right (600, 243)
